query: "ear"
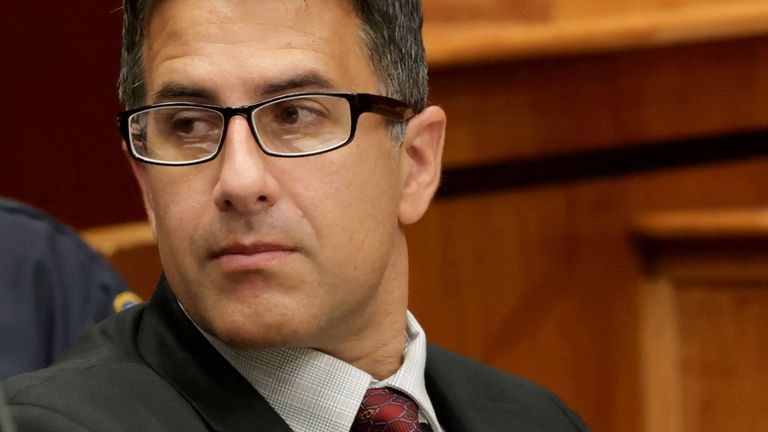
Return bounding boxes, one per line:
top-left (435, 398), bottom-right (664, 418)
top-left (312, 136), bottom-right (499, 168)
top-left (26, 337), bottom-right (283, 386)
top-left (124, 141), bottom-right (158, 239)
top-left (398, 105), bottom-right (446, 225)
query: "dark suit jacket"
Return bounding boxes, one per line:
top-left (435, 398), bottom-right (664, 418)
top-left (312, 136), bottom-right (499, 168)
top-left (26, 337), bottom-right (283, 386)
top-left (4, 277), bottom-right (589, 431)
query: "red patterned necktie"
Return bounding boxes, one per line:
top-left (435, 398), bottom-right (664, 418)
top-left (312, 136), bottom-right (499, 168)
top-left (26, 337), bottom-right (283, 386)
top-left (350, 387), bottom-right (431, 432)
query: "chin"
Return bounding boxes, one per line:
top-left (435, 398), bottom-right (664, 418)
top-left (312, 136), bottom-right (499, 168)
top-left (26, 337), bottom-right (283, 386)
top-left (209, 318), bottom-right (309, 350)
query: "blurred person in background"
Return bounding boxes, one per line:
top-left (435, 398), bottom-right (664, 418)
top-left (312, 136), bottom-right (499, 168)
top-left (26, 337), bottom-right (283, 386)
top-left (0, 197), bottom-right (139, 379)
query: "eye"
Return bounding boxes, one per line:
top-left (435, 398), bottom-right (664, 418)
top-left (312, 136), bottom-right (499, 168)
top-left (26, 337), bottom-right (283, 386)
top-left (274, 103), bottom-right (324, 127)
top-left (169, 110), bottom-right (220, 138)
top-left (252, 95), bottom-right (351, 154)
top-left (279, 106), bottom-right (302, 124)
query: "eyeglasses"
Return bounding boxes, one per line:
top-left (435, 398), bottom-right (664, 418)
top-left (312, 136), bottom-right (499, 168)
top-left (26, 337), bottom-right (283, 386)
top-left (117, 92), bottom-right (416, 166)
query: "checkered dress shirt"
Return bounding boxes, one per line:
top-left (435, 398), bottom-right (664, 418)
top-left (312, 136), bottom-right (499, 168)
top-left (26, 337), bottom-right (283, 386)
top-left (202, 311), bottom-right (443, 432)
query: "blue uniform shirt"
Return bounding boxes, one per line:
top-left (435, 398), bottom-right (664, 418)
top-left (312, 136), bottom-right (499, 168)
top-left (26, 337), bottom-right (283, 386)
top-left (0, 198), bottom-right (136, 379)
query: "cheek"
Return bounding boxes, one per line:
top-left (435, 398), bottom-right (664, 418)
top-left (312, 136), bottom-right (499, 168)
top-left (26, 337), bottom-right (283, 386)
top-left (147, 167), bottom-right (212, 216)
top-left (146, 173), bottom-right (211, 262)
top-left (302, 145), bottom-right (402, 247)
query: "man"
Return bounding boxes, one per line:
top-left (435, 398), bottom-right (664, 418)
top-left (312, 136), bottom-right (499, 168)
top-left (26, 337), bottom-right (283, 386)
top-left (4, 1), bottom-right (589, 430)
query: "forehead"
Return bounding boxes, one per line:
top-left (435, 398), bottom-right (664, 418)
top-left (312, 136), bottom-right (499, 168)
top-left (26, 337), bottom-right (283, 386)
top-left (143, 0), bottom-right (377, 103)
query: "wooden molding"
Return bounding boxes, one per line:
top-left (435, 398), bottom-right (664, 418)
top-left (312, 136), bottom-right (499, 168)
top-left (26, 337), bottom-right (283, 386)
top-left (639, 277), bottom-right (685, 432)
top-left (424, 3), bottom-right (768, 66)
top-left (81, 221), bottom-right (155, 257)
top-left (634, 208), bottom-right (768, 242)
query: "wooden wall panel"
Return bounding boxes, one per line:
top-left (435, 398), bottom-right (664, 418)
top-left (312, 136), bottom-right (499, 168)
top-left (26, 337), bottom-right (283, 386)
top-left (427, 35), bottom-right (768, 168)
top-left (408, 158), bottom-right (768, 432)
top-left (424, 3), bottom-right (768, 66)
top-left (424, 0), bottom-right (758, 22)
top-left (634, 209), bottom-right (768, 432)
top-left (423, 0), bottom-right (550, 22)
top-left (554, 0), bottom-right (731, 20)
top-left (678, 286), bottom-right (768, 432)
top-left (554, 0), bottom-right (753, 20)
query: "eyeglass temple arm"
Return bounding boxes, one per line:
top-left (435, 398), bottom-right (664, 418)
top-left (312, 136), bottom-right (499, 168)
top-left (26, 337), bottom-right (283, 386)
top-left (357, 94), bottom-right (416, 121)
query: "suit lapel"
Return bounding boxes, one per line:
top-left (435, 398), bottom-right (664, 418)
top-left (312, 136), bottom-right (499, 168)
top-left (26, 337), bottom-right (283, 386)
top-left (137, 276), bottom-right (292, 432)
top-left (425, 345), bottom-right (544, 432)
top-left (426, 345), bottom-right (491, 432)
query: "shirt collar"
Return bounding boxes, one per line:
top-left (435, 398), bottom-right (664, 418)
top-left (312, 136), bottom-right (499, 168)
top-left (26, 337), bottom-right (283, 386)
top-left (198, 311), bottom-right (442, 432)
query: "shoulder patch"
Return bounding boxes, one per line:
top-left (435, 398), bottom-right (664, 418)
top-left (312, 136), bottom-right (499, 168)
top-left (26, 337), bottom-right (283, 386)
top-left (113, 291), bottom-right (143, 312)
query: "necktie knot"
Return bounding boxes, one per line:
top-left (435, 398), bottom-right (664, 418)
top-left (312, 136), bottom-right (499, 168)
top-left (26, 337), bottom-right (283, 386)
top-left (350, 387), bottom-right (430, 432)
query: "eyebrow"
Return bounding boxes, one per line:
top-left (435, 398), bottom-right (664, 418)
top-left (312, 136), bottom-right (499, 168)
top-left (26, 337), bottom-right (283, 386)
top-left (259, 72), bottom-right (335, 97)
top-left (151, 84), bottom-right (215, 103)
top-left (150, 72), bottom-right (336, 105)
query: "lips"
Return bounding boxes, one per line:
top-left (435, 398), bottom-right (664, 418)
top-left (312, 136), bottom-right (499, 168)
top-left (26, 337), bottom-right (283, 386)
top-left (215, 242), bottom-right (294, 256)
top-left (212, 242), bottom-right (296, 271)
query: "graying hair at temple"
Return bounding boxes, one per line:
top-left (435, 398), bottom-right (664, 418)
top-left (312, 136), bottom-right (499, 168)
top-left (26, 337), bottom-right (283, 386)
top-left (118, 0), bottom-right (429, 140)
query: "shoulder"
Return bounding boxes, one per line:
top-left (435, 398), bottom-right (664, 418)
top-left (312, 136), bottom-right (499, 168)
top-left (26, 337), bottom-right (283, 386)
top-left (0, 196), bottom-right (128, 298)
top-left (2, 307), bottom-right (202, 432)
top-left (4, 305), bottom-right (147, 397)
top-left (0, 197), bottom-right (126, 283)
top-left (426, 344), bottom-right (590, 431)
top-left (0, 198), bottom-right (133, 377)
top-left (426, 344), bottom-right (550, 395)
top-left (0, 197), bottom-right (90, 255)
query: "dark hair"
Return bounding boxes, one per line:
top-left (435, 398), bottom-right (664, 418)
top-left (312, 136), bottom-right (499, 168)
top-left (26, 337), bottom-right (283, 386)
top-left (118, 1), bottom-right (428, 115)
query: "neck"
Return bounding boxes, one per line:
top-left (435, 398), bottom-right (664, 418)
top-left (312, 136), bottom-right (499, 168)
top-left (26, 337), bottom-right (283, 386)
top-left (320, 237), bottom-right (411, 380)
top-left (343, 311), bottom-right (408, 380)
top-left (318, 288), bottom-right (409, 380)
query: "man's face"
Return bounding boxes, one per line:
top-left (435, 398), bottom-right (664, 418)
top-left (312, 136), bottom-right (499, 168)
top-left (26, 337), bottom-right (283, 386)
top-left (133, 0), bottom-right (442, 355)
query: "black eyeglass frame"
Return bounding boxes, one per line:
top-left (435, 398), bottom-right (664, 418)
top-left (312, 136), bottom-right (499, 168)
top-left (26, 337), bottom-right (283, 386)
top-left (117, 92), bottom-right (417, 166)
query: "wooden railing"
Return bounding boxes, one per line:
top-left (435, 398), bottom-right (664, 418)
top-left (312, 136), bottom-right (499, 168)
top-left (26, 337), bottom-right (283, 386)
top-left (82, 222), bottom-right (160, 301)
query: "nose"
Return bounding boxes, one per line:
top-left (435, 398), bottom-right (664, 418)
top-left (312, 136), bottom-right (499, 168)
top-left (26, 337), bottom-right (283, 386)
top-left (212, 115), bottom-right (280, 212)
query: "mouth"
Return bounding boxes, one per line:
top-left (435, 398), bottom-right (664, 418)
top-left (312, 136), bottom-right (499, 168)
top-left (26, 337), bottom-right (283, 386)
top-left (212, 242), bottom-right (296, 271)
